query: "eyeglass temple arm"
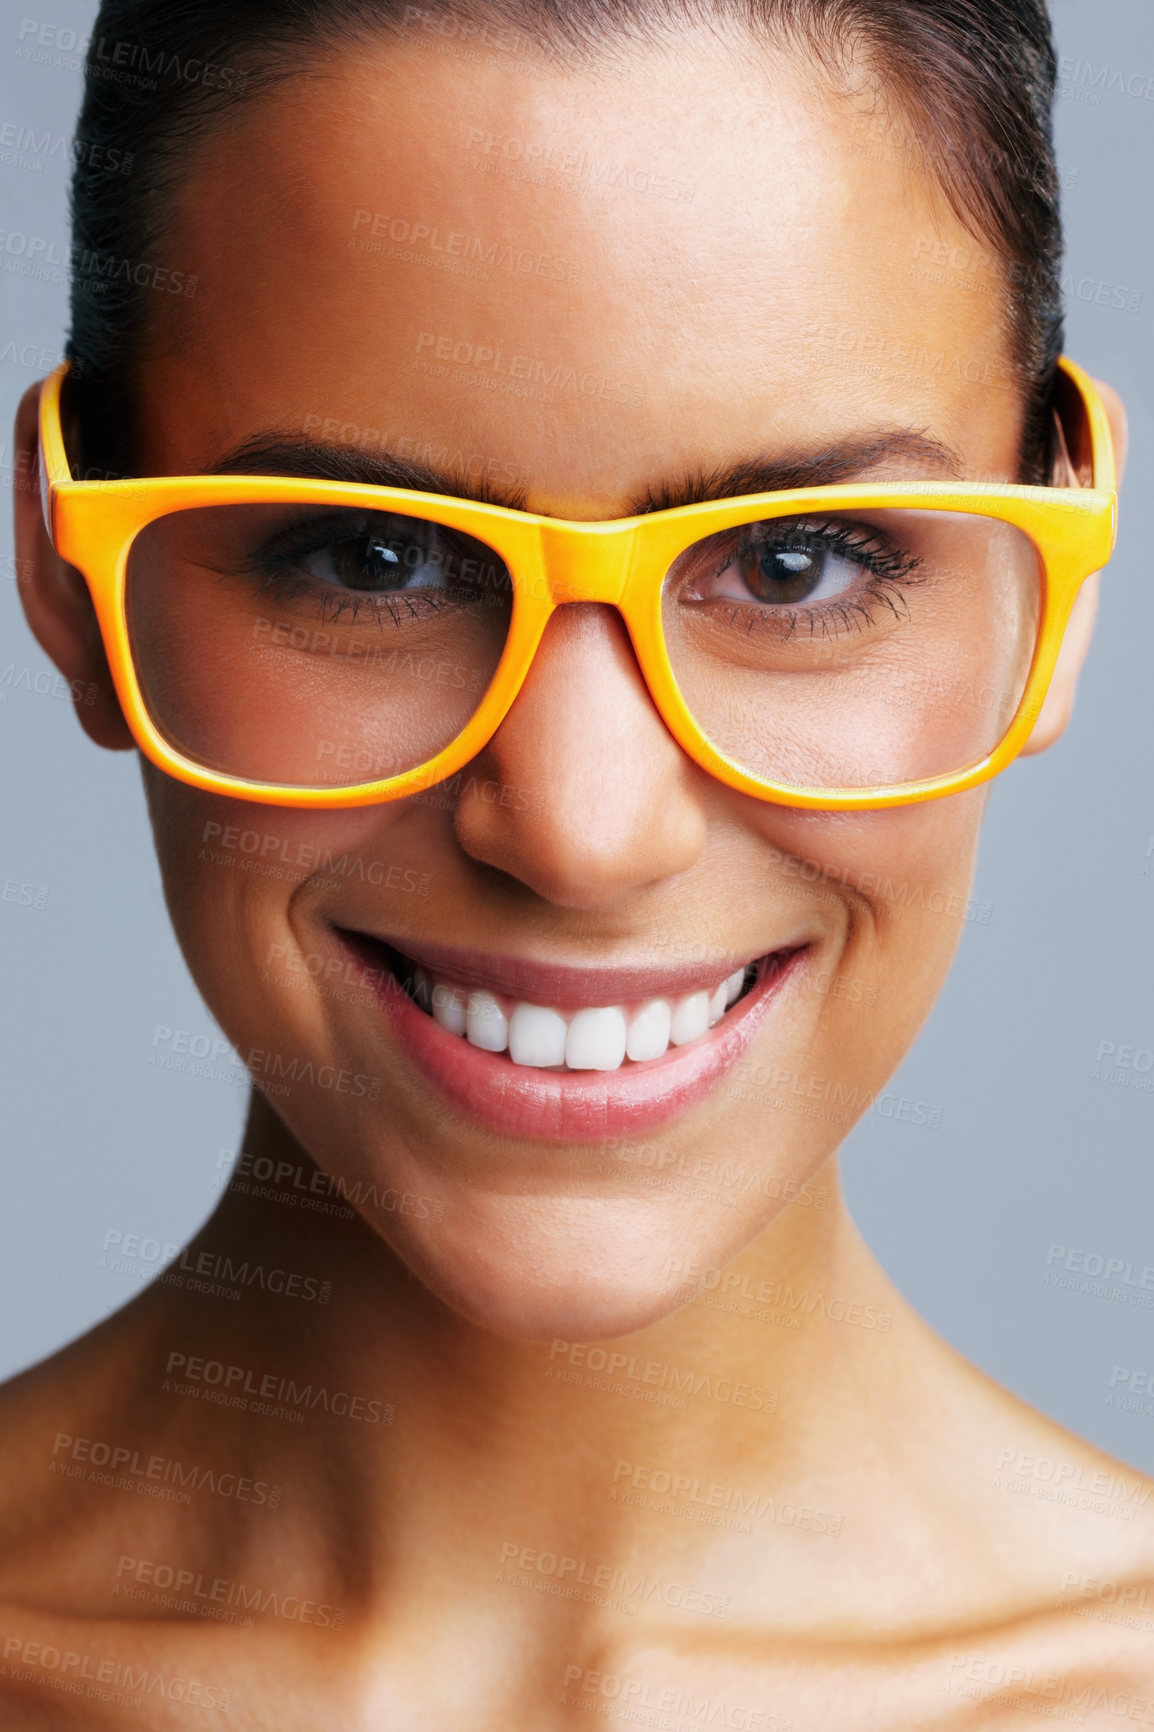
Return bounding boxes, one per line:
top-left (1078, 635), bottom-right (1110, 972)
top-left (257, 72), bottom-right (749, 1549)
top-left (38, 361), bottom-right (74, 536)
top-left (1056, 354), bottom-right (1117, 493)
top-left (36, 354), bottom-right (1117, 542)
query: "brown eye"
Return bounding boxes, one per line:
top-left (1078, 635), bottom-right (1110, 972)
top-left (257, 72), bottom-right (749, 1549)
top-left (333, 534), bottom-right (406, 590)
top-left (302, 522), bottom-right (448, 593)
top-left (734, 539), bottom-right (847, 606)
top-left (252, 512), bottom-right (504, 599)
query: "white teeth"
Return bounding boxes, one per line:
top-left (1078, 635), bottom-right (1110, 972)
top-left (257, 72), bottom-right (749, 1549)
top-left (626, 998), bottom-right (673, 1063)
top-left (432, 982), bottom-right (467, 1036)
top-left (508, 1002), bottom-right (568, 1068)
top-left (565, 1006), bottom-right (628, 1072)
top-left (417, 962), bottom-right (756, 1070)
top-left (670, 990), bottom-right (711, 1047)
top-left (466, 990), bottom-right (508, 1052)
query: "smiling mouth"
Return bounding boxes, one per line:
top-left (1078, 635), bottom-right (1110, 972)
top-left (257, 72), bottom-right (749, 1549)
top-left (352, 939), bottom-right (784, 1075)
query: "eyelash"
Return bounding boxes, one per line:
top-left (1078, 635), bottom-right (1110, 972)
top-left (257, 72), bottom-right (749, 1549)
top-left (238, 513), bottom-right (925, 640)
top-left (718, 521), bottom-right (925, 641)
top-left (242, 516), bottom-right (459, 630)
top-left (251, 572), bottom-right (444, 630)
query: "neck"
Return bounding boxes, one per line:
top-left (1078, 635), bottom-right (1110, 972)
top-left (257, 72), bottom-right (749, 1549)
top-left (127, 1093), bottom-right (923, 1622)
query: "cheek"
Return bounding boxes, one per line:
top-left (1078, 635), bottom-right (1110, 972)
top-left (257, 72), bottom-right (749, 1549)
top-left (141, 770), bottom-right (415, 1010)
top-left (756, 786), bottom-right (985, 953)
top-left (743, 786), bottom-right (987, 1087)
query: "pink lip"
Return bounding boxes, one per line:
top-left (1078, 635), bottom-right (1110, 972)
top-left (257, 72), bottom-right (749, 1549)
top-left (340, 936), bottom-right (807, 1142)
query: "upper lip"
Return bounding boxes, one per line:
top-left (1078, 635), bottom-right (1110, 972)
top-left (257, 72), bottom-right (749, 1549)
top-left (340, 932), bottom-right (807, 1010)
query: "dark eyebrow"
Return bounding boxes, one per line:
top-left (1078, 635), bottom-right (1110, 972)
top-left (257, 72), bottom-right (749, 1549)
top-left (205, 437), bottom-right (531, 509)
top-left (631, 431), bottom-right (964, 514)
top-left (205, 428), bottom-right (964, 518)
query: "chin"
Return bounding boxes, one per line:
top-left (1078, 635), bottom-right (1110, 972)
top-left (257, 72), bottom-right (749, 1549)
top-left (441, 1278), bottom-right (690, 1345)
top-left (397, 1214), bottom-right (705, 1344)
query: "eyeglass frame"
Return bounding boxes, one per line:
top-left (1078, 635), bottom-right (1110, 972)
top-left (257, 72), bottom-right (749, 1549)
top-left (37, 354), bottom-right (1117, 812)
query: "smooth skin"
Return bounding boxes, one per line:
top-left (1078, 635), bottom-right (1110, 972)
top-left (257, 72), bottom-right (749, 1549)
top-left (4, 24), bottom-right (1150, 1728)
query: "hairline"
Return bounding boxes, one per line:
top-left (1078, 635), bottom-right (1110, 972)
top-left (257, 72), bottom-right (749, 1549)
top-left (70, 2), bottom-right (1057, 483)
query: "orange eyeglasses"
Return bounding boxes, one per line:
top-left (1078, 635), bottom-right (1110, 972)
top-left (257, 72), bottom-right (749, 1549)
top-left (39, 355), bottom-right (1116, 810)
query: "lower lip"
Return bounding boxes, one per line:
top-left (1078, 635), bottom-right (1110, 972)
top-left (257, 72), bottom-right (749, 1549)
top-left (342, 938), bottom-right (807, 1142)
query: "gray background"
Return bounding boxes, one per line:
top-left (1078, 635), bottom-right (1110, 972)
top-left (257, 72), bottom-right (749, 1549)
top-left (2, 0), bottom-right (1152, 1466)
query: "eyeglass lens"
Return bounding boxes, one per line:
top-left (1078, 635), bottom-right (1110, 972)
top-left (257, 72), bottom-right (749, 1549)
top-left (125, 502), bottom-right (1041, 792)
top-left (661, 508), bottom-right (1041, 789)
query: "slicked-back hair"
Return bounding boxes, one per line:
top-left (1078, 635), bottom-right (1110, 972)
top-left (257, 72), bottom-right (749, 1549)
top-left (67, 0), bottom-right (1063, 480)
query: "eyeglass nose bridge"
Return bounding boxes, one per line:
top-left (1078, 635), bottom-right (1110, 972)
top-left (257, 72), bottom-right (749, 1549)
top-left (537, 518), bottom-right (638, 607)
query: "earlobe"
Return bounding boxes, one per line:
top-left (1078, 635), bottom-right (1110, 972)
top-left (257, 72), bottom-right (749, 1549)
top-left (1020, 374), bottom-right (1125, 759)
top-left (12, 380), bottom-right (135, 752)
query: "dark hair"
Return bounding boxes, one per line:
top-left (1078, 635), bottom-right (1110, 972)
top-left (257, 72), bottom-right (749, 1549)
top-left (66, 0), bottom-right (1063, 480)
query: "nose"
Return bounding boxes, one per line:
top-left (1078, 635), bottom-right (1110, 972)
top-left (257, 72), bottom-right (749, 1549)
top-left (452, 602), bottom-right (708, 909)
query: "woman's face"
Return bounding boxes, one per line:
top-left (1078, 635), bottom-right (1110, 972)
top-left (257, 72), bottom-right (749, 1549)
top-left (134, 28), bottom-right (1027, 1338)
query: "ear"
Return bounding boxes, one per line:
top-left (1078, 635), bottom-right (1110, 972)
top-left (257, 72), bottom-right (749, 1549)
top-left (1019, 376), bottom-right (1128, 758)
top-left (12, 379), bottom-right (134, 751)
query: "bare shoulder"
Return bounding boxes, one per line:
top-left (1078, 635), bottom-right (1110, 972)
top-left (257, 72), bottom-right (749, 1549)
top-left (588, 1605), bottom-right (1154, 1730)
top-left (0, 1308), bottom-right (353, 1728)
top-left (905, 1334), bottom-right (1154, 1706)
top-left (0, 1343), bottom-right (340, 1729)
top-left (0, 1599), bottom-right (356, 1730)
top-left (0, 1329), bottom-right (114, 1549)
top-left (0, 1294), bottom-right (200, 1608)
top-left (556, 1347), bottom-right (1154, 1728)
top-left (964, 1357), bottom-right (1154, 1593)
